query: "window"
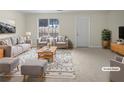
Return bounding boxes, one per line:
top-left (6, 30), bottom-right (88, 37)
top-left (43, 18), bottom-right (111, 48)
top-left (39, 19), bottom-right (48, 27)
top-left (38, 19), bottom-right (59, 37)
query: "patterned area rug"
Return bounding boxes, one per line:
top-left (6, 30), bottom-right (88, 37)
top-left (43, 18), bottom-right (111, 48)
top-left (18, 48), bottom-right (76, 79)
top-left (0, 49), bottom-right (75, 79)
top-left (45, 50), bottom-right (75, 79)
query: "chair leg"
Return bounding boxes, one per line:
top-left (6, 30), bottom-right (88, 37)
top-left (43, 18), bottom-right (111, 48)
top-left (110, 79), bottom-right (113, 82)
top-left (23, 75), bottom-right (26, 81)
top-left (17, 66), bottom-right (19, 71)
top-left (40, 75), bottom-right (42, 78)
top-left (4, 72), bottom-right (11, 78)
top-left (42, 72), bottom-right (45, 77)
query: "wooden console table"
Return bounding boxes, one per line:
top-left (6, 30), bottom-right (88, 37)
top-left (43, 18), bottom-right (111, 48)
top-left (111, 42), bottom-right (124, 55)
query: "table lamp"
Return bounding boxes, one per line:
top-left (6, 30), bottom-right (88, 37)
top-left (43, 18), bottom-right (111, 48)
top-left (26, 32), bottom-right (31, 40)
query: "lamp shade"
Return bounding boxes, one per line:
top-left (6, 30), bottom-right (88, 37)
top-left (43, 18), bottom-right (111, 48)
top-left (26, 32), bottom-right (31, 36)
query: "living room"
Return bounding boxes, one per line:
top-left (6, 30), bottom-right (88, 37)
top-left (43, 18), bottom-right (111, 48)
top-left (1, 10), bottom-right (123, 47)
top-left (0, 10), bottom-right (124, 82)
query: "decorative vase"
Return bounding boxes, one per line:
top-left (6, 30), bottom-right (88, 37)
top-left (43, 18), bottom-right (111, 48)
top-left (47, 43), bottom-right (50, 48)
top-left (102, 40), bottom-right (110, 48)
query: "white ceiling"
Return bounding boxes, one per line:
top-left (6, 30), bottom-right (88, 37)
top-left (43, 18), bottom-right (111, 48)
top-left (19, 10), bottom-right (124, 14)
top-left (20, 10), bottom-right (74, 13)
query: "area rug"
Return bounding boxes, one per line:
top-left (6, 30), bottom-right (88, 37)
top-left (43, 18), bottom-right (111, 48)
top-left (4, 48), bottom-right (76, 79)
top-left (45, 50), bottom-right (76, 79)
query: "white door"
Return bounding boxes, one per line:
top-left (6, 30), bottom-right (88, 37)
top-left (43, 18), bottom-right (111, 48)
top-left (76, 17), bottom-right (89, 47)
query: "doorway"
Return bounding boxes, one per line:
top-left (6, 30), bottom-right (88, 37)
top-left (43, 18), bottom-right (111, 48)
top-left (76, 17), bottom-right (90, 47)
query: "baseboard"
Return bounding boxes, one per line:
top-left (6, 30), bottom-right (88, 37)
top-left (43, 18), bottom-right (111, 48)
top-left (89, 46), bottom-right (102, 48)
top-left (73, 46), bottom-right (102, 48)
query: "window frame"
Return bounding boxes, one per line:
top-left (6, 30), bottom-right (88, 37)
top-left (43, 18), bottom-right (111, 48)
top-left (38, 18), bottom-right (59, 37)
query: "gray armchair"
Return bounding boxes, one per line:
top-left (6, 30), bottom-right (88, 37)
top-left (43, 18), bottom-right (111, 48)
top-left (37, 36), bottom-right (48, 48)
top-left (110, 56), bottom-right (124, 82)
top-left (55, 35), bottom-right (68, 49)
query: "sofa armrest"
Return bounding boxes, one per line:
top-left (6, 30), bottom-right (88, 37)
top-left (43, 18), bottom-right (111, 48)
top-left (110, 58), bottom-right (124, 65)
top-left (110, 58), bottom-right (124, 69)
top-left (0, 45), bottom-right (12, 57)
top-left (110, 58), bottom-right (124, 81)
top-left (65, 38), bottom-right (69, 46)
top-left (115, 56), bottom-right (123, 62)
top-left (65, 38), bottom-right (68, 42)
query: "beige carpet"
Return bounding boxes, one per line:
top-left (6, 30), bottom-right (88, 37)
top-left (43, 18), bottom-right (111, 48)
top-left (0, 48), bottom-right (115, 82)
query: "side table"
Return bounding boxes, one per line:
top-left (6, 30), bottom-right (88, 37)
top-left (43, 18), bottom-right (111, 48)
top-left (0, 48), bottom-right (4, 58)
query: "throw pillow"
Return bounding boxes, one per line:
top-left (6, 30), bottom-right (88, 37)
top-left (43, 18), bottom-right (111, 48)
top-left (38, 37), bottom-right (41, 42)
top-left (57, 36), bottom-right (65, 42)
top-left (0, 40), bottom-right (7, 45)
top-left (11, 37), bottom-right (18, 45)
top-left (4, 39), bottom-right (12, 46)
top-left (41, 36), bottom-right (47, 42)
top-left (18, 36), bottom-right (25, 44)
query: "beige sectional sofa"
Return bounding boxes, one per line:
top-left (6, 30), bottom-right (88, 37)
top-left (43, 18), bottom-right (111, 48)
top-left (0, 36), bottom-right (31, 57)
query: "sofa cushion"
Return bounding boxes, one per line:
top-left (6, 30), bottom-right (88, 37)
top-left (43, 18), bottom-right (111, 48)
top-left (12, 45), bottom-right (25, 56)
top-left (17, 46), bottom-right (23, 54)
top-left (39, 41), bottom-right (47, 44)
top-left (56, 42), bottom-right (66, 44)
top-left (18, 44), bottom-right (31, 51)
top-left (11, 46), bottom-right (19, 56)
top-left (11, 36), bottom-right (18, 45)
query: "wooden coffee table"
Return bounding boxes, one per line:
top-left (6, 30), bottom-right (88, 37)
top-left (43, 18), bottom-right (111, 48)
top-left (37, 46), bottom-right (57, 62)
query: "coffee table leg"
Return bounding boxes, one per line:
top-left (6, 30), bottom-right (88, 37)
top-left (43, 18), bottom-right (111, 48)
top-left (51, 59), bottom-right (53, 62)
top-left (38, 53), bottom-right (39, 59)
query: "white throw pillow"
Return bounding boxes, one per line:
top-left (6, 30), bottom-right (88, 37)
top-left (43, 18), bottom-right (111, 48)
top-left (18, 36), bottom-right (25, 44)
top-left (122, 57), bottom-right (124, 63)
top-left (57, 36), bottom-right (65, 42)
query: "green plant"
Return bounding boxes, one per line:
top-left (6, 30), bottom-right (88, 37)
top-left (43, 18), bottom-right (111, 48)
top-left (102, 29), bottom-right (111, 41)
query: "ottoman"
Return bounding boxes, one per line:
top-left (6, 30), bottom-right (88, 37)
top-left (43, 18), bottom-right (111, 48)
top-left (21, 59), bottom-right (47, 80)
top-left (0, 58), bottom-right (20, 74)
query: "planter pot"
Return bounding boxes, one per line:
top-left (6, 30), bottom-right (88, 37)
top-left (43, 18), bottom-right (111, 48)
top-left (102, 40), bottom-right (111, 48)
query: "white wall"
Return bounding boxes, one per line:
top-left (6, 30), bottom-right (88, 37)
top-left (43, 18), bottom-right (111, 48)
top-left (108, 11), bottom-right (124, 42)
top-left (25, 11), bottom-right (109, 47)
top-left (90, 13), bottom-right (108, 47)
top-left (23, 10), bottom-right (124, 48)
top-left (2, 10), bottom-right (123, 48)
top-left (0, 10), bottom-right (26, 38)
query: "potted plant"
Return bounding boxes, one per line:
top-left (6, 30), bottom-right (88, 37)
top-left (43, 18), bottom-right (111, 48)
top-left (102, 29), bottom-right (111, 48)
